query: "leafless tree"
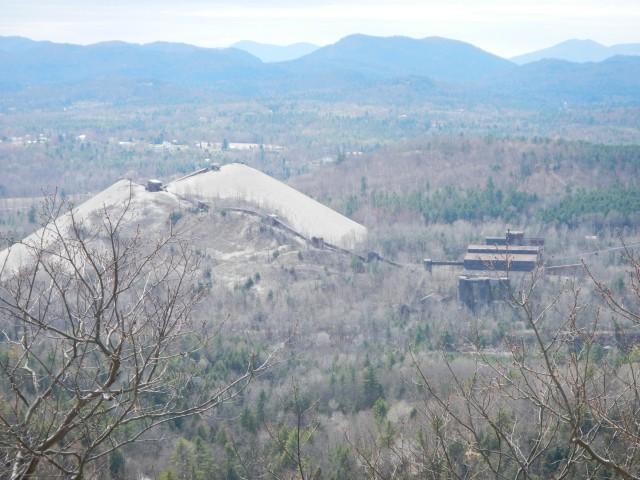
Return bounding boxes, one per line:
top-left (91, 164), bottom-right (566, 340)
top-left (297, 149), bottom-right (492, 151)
top-left (0, 195), bottom-right (272, 479)
top-left (409, 256), bottom-right (640, 479)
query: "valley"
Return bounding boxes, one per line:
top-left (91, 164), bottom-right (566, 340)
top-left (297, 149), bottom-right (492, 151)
top-left (1, 31), bottom-right (640, 480)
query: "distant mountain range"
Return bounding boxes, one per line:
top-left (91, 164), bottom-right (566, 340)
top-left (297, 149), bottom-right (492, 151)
top-left (0, 37), bottom-right (263, 89)
top-left (483, 56), bottom-right (640, 106)
top-left (281, 34), bottom-right (514, 83)
top-left (513, 39), bottom-right (640, 64)
top-left (1, 35), bottom-right (639, 108)
top-left (232, 41), bottom-right (319, 62)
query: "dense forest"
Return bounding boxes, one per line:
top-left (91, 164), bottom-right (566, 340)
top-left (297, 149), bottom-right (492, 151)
top-left (1, 51), bottom-right (640, 478)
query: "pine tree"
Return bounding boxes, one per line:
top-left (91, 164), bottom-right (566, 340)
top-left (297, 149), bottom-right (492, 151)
top-left (241, 406), bottom-right (257, 433)
top-left (171, 438), bottom-right (195, 480)
top-left (256, 390), bottom-right (267, 424)
top-left (362, 362), bottom-right (384, 409)
top-left (109, 450), bottom-right (125, 480)
top-left (193, 437), bottom-right (215, 480)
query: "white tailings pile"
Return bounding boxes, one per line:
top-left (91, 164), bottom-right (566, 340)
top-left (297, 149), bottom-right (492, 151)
top-left (0, 180), bottom-right (179, 274)
top-left (167, 163), bottom-right (367, 249)
top-left (1, 164), bottom-right (367, 274)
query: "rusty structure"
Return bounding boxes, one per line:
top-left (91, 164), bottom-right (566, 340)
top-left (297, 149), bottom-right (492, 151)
top-left (485, 230), bottom-right (545, 246)
top-left (146, 179), bottom-right (163, 192)
top-left (466, 244), bottom-right (541, 255)
top-left (463, 252), bottom-right (540, 272)
top-left (458, 275), bottom-right (510, 312)
top-left (311, 236), bottom-right (325, 249)
top-left (468, 230), bottom-right (543, 273)
top-left (424, 230), bottom-right (543, 275)
top-left (422, 259), bottom-right (464, 272)
top-left (424, 229), bottom-right (545, 310)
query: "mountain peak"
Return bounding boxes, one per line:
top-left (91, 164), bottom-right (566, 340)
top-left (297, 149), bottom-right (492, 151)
top-left (557, 38), bottom-right (605, 47)
top-left (289, 34), bottom-right (514, 83)
top-left (512, 38), bottom-right (640, 64)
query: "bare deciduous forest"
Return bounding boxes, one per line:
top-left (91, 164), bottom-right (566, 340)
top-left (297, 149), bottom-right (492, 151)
top-left (1, 28), bottom-right (640, 480)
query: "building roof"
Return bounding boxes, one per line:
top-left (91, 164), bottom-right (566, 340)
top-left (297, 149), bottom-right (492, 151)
top-left (464, 253), bottom-right (539, 263)
top-left (464, 252), bottom-right (539, 272)
top-left (467, 244), bottom-right (541, 255)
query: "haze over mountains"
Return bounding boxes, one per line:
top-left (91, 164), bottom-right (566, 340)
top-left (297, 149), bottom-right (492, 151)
top-left (513, 39), bottom-right (640, 65)
top-left (0, 36), bottom-right (263, 87)
top-left (280, 35), bottom-right (513, 83)
top-left (1, 34), bottom-right (640, 108)
top-left (231, 40), bottom-right (319, 62)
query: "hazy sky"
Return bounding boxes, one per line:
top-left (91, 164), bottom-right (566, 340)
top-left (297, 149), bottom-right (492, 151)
top-left (1, 0), bottom-right (639, 57)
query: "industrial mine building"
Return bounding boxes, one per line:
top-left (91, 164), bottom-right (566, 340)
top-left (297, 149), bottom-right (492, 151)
top-left (424, 230), bottom-right (545, 311)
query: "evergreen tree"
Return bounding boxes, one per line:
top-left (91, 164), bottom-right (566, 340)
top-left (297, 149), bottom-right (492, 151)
top-left (372, 397), bottom-right (389, 425)
top-left (193, 437), bottom-right (215, 480)
top-left (240, 406), bottom-right (258, 433)
top-left (362, 361), bottom-right (384, 409)
top-left (256, 390), bottom-right (267, 424)
top-left (109, 450), bottom-right (125, 480)
top-left (171, 438), bottom-right (195, 480)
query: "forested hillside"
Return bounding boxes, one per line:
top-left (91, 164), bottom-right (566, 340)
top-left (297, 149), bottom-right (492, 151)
top-left (2, 31), bottom-right (640, 480)
top-left (2, 35), bottom-right (640, 108)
